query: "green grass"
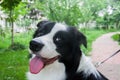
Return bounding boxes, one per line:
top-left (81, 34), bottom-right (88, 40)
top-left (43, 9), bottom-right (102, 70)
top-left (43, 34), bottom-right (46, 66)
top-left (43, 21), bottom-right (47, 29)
top-left (0, 50), bottom-right (28, 80)
top-left (112, 33), bottom-right (120, 45)
top-left (0, 29), bottom-right (117, 80)
top-left (0, 30), bottom-right (34, 80)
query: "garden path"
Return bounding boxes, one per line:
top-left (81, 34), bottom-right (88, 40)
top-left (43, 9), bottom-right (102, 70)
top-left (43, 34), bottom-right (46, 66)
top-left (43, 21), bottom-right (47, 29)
top-left (90, 32), bottom-right (120, 80)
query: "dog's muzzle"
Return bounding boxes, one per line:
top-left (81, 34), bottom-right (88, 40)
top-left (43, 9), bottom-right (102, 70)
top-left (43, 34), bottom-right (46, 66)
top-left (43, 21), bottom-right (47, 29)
top-left (29, 40), bottom-right (44, 52)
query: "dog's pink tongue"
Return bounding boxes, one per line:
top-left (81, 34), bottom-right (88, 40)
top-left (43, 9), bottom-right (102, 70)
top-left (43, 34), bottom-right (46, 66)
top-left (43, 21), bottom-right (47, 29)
top-left (30, 56), bottom-right (44, 74)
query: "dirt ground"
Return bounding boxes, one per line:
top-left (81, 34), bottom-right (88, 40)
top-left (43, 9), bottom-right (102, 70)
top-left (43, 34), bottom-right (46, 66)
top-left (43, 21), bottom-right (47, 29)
top-left (90, 32), bottom-right (120, 80)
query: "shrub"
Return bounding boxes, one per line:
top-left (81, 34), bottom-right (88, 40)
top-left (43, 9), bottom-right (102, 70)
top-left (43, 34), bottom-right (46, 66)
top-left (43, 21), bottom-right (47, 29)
top-left (112, 33), bottom-right (120, 45)
top-left (8, 42), bottom-right (26, 50)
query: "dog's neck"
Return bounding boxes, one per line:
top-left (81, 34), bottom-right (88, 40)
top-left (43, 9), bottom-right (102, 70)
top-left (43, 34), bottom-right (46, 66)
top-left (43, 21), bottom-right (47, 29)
top-left (77, 53), bottom-right (100, 77)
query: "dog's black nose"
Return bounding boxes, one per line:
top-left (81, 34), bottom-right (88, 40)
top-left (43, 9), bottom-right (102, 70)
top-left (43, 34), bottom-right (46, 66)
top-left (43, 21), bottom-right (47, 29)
top-left (29, 40), bottom-right (44, 52)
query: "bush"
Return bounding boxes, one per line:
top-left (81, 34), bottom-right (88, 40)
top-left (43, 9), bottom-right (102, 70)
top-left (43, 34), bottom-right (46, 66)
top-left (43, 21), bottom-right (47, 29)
top-left (8, 42), bottom-right (26, 50)
top-left (0, 25), bottom-right (6, 38)
top-left (112, 33), bottom-right (120, 45)
top-left (16, 18), bottom-right (32, 27)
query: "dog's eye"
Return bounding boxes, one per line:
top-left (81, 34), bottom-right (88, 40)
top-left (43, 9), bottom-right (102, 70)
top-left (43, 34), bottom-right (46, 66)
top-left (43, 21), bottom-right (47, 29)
top-left (55, 37), bottom-right (62, 42)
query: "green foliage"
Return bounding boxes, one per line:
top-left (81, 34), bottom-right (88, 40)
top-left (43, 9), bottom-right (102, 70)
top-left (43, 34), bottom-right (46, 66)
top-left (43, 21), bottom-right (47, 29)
top-left (8, 42), bottom-right (26, 50)
top-left (0, 25), bottom-right (6, 38)
top-left (1, 2), bottom-right (28, 22)
top-left (1, 0), bottom-right (21, 10)
top-left (33, 0), bottom-right (108, 27)
top-left (0, 0), bottom-right (22, 24)
top-left (0, 0), bottom-right (29, 46)
top-left (80, 0), bottom-right (107, 22)
top-left (112, 33), bottom-right (120, 44)
top-left (45, 0), bottom-right (82, 26)
top-left (34, 0), bottom-right (82, 26)
top-left (96, 0), bottom-right (120, 29)
top-left (16, 18), bottom-right (32, 27)
top-left (13, 2), bottom-right (29, 21)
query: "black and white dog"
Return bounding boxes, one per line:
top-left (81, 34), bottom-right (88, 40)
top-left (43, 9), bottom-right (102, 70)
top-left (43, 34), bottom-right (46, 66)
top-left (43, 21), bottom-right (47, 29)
top-left (27, 21), bottom-right (108, 80)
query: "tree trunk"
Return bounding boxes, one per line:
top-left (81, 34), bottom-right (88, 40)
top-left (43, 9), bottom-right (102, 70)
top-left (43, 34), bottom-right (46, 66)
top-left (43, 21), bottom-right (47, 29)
top-left (10, 10), bottom-right (14, 47)
top-left (11, 19), bottom-right (14, 46)
top-left (116, 21), bottom-right (120, 29)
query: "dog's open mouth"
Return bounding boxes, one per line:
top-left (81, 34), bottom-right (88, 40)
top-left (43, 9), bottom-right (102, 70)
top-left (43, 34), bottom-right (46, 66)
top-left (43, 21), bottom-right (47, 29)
top-left (30, 55), bottom-right (60, 74)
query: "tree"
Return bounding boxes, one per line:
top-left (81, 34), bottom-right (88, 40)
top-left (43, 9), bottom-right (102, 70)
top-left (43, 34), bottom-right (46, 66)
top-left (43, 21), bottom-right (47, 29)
top-left (0, 0), bottom-right (28, 47)
top-left (80, 0), bottom-right (107, 28)
top-left (110, 0), bottom-right (120, 29)
top-left (33, 0), bottom-right (83, 26)
top-left (96, 0), bottom-right (120, 29)
top-left (33, 0), bottom-right (108, 27)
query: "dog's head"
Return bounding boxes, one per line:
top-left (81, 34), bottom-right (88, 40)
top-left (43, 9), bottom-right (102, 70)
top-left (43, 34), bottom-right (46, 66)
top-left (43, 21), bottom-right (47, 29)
top-left (29, 20), bottom-right (87, 74)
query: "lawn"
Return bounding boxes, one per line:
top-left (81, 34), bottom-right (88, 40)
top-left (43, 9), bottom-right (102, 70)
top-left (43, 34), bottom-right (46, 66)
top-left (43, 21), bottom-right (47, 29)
top-left (0, 29), bottom-right (116, 80)
top-left (0, 50), bottom-right (28, 80)
top-left (0, 30), bottom-right (34, 80)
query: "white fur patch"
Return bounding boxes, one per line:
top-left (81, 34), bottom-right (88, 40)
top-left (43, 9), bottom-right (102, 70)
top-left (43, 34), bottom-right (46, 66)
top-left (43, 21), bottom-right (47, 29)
top-left (77, 53), bottom-right (100, 77)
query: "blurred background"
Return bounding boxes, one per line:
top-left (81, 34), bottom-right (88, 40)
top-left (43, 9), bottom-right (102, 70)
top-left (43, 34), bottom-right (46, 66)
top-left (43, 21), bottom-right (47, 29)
top-left (0, 0), bottom-right (120, 80)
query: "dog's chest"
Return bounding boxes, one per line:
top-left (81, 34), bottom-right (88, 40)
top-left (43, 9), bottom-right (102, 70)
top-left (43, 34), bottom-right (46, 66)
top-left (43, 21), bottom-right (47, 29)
top-left (27, 61), bottom-right (66, 80)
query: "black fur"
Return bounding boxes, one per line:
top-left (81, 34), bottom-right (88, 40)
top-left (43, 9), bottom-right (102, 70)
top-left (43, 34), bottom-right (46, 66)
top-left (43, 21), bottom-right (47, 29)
top-left (33, 21), bottom-right (55, 38)
top-left (53, 27), bottom-right (86, 79)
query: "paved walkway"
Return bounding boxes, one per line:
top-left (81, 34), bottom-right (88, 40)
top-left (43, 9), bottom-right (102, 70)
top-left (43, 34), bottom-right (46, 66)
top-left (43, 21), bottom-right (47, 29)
top-left (90, 32), bottom-right (120, 80)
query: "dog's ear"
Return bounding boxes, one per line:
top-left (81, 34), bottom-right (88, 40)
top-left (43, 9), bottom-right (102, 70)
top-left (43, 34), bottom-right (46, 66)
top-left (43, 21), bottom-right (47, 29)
top-left (77, 31), bottom-right (87, 48)
top-left (37, 20), bottom-right (49, 28)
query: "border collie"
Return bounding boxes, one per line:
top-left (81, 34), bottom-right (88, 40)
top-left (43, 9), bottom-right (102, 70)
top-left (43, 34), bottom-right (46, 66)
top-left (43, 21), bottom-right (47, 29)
top-left (27, 21), bottom-right (108, 80)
